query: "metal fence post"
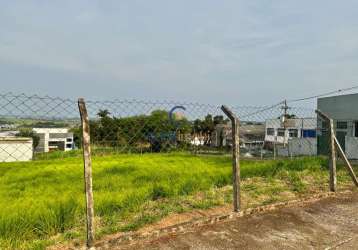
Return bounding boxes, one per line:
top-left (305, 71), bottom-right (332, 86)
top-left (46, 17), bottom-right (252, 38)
top-left (78, 98), bottom-right (95, 249)
top-left (316, 110), bottom-right (337, 192)
top-left (221, 105), bottom-right (240, 212)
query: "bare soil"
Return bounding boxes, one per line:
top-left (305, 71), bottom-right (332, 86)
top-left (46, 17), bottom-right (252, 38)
top-left (97, 191), bottom-right (358, 250)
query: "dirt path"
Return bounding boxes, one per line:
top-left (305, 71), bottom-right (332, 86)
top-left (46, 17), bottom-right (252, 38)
top-left (98, 191), bottom-right (358, 250)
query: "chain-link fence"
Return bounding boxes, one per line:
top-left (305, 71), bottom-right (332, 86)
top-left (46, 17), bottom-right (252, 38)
top-left (0, 93), bottom-right (327, 162)
top-left (1, 92), bottom-right (357, 249)
top-left (232, 102), bottom-right (322, 159)
top-left (84, 98), bottom-right (327, 161)
top-left (0, 93), bottom-right (80, 162)
top-left (84, 99), bottom-right (227, 156)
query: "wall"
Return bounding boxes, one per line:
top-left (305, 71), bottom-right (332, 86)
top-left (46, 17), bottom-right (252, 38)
top-left (317, 93), bottom-right (358, 121)
top-left (0, 138), bottom-right (33, 162)
top-left (265, 118), bottom-right (316, 144)
top-left (33, 128), bottom-right (73, 152)
top-left (289, 138), bottom-right (317, 156)
top-left (345, 136), bottom-right (358, 159)
top-left (317, 94), bottom-right (358, 154)
top-left (277, 138), bottom-right (317, 157)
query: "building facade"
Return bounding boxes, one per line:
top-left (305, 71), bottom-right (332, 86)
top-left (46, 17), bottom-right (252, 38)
top-left (264, 117), bottom-right (317, 156)
top-left (265, 118), bottom-right (317, 144)
top-left (33, 128), bottom-right (74, 153)
top-left (317, 93), bottom-right (358, 159)
top-left (211, 122), bottom-right (265, 150)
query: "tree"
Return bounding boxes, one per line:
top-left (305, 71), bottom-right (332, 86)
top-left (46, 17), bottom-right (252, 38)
top-left (213, 115), bottom-right (225, 126)
top-left (88, 109), bottom-right (192, 152)
top-left (97, 109), bottom-right (111, 118)
top-left (88, 109), bottom-right (224, 151)
top-left (192, 119), bottom-right (202, 135)
top-left (16, 129), bottom-right (40, 149)
top-left (70, 127), bottom-right (82, 149)
top-left (190, 114), bottom-right (219, 146)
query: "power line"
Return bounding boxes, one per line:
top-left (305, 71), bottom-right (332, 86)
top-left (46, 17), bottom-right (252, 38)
top-left (241, 85), bottom-right (358, 118)
top-left (238, 85), bottom-right (358, 119)
top-left (287, 85), bottom-right (358, 103)
top-left (240, 101), bottom-right (285, 119)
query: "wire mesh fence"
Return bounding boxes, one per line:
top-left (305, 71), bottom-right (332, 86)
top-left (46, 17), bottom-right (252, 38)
top-left (0, 92), bottom-right (329, 162)
top-left (0, 93), bottom-right (80, 162)
top-left (1, 92), bottom-right (357, 249)
top-left (232, 103), bottom-right (323, 159)
top-left (84, 99), bottom-right (226, 156)
top-left (6, 92), bottom-right (358, 176)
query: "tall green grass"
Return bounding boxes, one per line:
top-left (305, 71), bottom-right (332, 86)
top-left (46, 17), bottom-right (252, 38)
top-left (0, 152), bottom-right (330, 249)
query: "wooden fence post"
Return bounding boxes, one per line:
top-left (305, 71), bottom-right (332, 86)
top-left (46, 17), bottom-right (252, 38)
top-left (221, 105), bottom-right (240, 212)
top-left (329, 118), bottom-right (337, 192)
top-left (78, 98), bottom-right (95, 249)
top-left (316, 110), bottom-right (337, 192)
top-left (334, 136), bottom-right (358, 187)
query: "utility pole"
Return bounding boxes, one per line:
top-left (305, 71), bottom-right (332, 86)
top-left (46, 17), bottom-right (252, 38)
top-left (281, 100), bottom-right (290, 148)
top-left (282, 100), bottom-right (289, 119)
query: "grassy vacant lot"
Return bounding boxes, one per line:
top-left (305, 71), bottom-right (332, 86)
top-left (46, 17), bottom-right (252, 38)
top-left (0, 152), bottom-right (355, 249)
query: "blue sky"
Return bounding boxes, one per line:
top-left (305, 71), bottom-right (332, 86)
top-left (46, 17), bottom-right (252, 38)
top-left (1, 1), bottom-right (358, 106)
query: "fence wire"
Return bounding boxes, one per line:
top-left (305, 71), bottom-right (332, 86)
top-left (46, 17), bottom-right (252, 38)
top-left (1, 92), bottom-right (357, 249)
top-left (0, 93), bottom-right (80, 162)
top-left (232, 104), bottom-right (323, 159)
top-left (85, 99), bottom-right (225, 155)
top-left (0, 92), bottom-right (337, 162)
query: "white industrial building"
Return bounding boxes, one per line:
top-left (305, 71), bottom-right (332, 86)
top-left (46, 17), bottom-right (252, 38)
top-left (265, 118), bottom-right (317, 144)
top-left (317, 93), bottom-right (358, 159)
top-left (0, 137), bottom-right (33, 162)
top-left (265, 118), bottom-right (317, 156)
top-left (33, 128), bottom-right (74, 153)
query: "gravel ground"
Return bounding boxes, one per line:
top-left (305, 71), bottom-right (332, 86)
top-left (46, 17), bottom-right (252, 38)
top-left (114, 191), bottom-right (358, 250)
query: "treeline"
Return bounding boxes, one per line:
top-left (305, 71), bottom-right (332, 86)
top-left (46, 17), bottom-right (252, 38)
top-left (77, 109), bottom-right (227, 152)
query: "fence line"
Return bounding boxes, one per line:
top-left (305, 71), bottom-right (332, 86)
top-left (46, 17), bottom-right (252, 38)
top-left (316, 109), bottom-right (358, 190)
top-left (1, 92), bottom-right (357, 248)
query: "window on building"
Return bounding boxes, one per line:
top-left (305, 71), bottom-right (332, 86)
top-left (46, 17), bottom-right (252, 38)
top-left (337, 121), bottom-right (348, 130)
top-left (277, 128), bottom-right (285, 137)
top-left (289, 129), bottom-right (298, 138)
top-left (66, 138), bottom-right (72, 142)
top-left (321, 120), bottom-right (328, 132)
top-left (48, 141), bottom-right (65, 151)
top-left (355, 122), bottom-right (358, 137)
top-left (49, 141), bottom-right (58, 146)
top-left (302, 129), bottom-right (316, 138)
top-left (266, 128), bottom-right (275, 136)
top-left (66, 144), bottom-right (72, 149)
